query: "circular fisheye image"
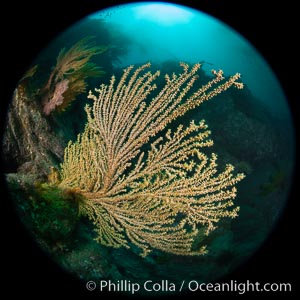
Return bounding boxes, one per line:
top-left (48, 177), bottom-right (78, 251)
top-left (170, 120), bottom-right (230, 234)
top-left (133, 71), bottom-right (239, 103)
top-left (1, 1), bottom-right (295, 294)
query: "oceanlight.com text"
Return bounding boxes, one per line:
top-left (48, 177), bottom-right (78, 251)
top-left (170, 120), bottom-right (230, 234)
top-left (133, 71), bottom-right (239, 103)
top-left (86, 279), bottom-right (292, 294)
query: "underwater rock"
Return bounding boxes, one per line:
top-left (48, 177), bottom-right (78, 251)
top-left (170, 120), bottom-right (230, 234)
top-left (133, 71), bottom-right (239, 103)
top-left (198, 93), bottom-right (280, 165)
top-left (2, 82), bottom-right (65, 178)
top-left (221, 110), bottom-right (278, 163)
top-left (6, 173), bottom-right (80, 253)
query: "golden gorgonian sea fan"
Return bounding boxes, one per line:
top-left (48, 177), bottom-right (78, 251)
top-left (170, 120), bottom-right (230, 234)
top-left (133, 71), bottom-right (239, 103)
top-left (59, 62), bottom-right (245, 257)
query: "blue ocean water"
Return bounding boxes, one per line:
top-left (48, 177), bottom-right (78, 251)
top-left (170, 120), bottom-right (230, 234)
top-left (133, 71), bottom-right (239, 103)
top-left (92, 2), bottom-right (290, 118)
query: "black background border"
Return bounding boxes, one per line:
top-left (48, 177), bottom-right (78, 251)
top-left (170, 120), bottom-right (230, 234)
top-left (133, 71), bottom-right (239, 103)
top-left (1, 0), bottom-right (298, 298)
